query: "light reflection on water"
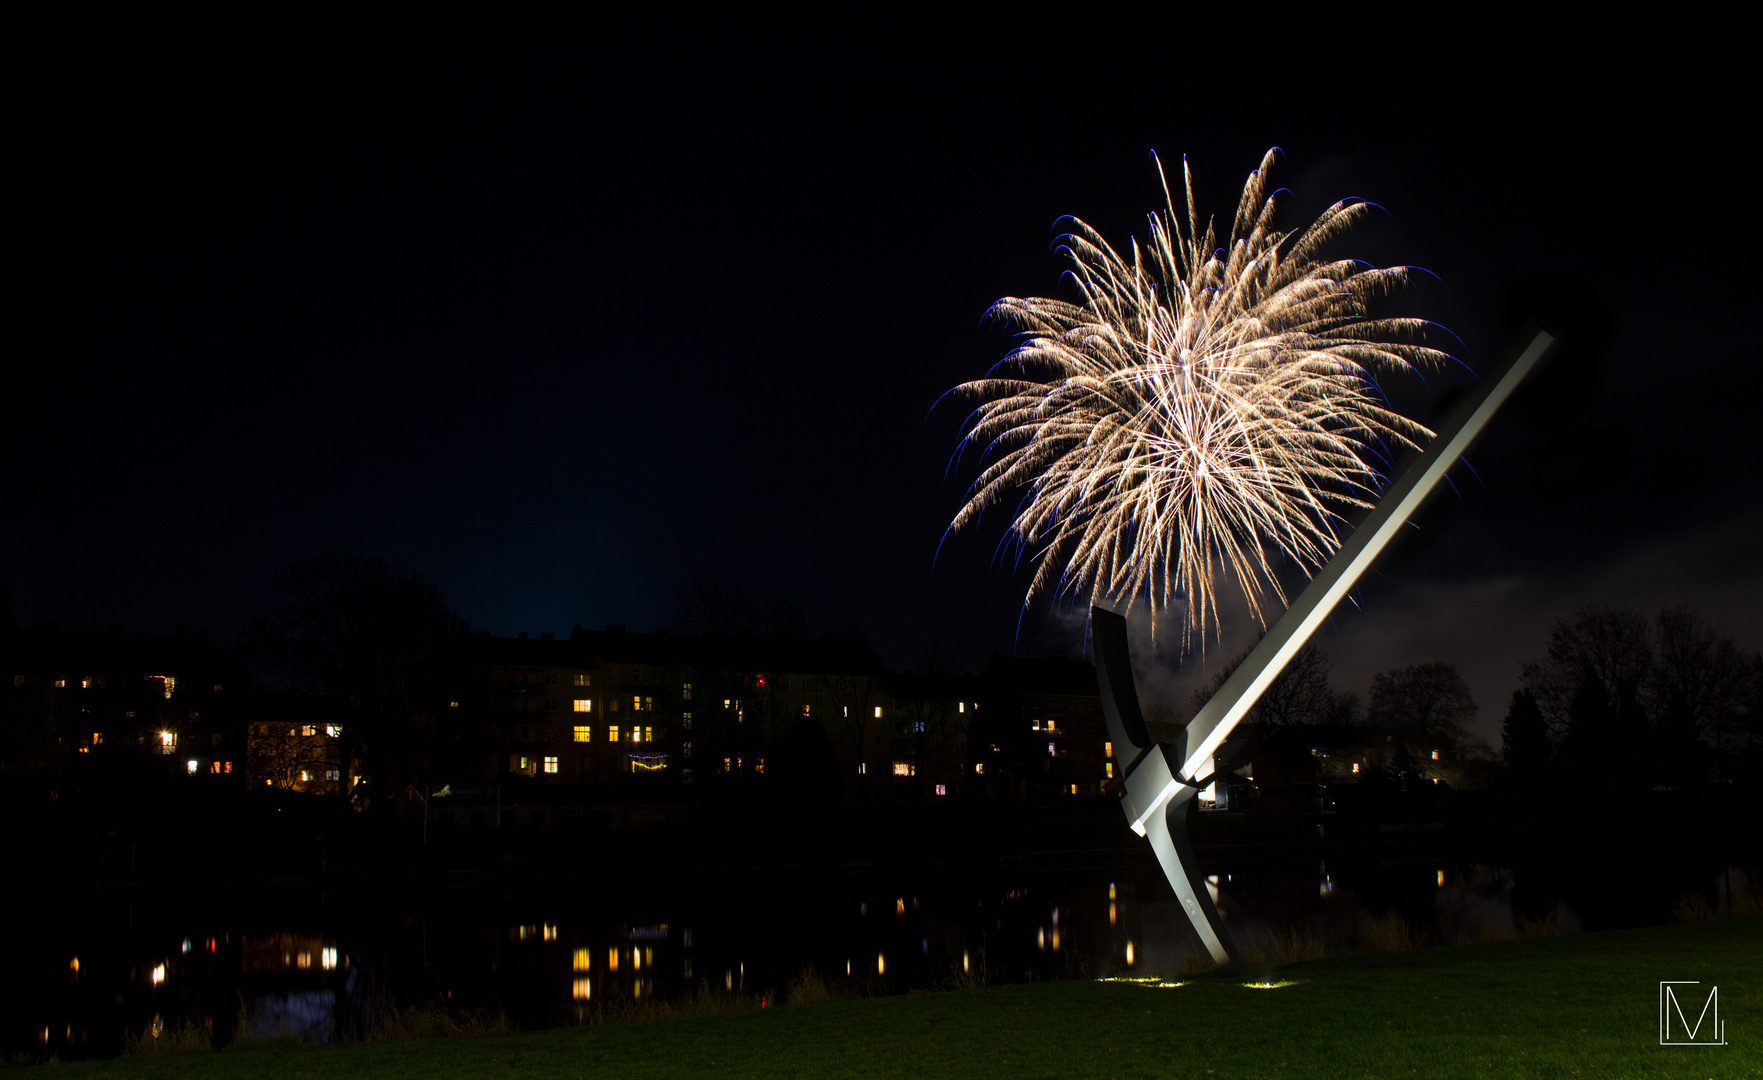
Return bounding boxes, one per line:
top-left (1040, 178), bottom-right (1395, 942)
top-left (12, 856), bottom-right (1755, 1060)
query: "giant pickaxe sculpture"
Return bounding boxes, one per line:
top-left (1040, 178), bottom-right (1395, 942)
top-left (1095, 325), bottom-right (1559, 970)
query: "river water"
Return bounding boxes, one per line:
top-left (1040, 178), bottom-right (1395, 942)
top-left (10, 849), bottom-right (1755, 1060)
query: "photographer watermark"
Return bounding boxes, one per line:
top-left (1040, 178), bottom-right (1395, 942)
top-left (1659, 982), bottom-right (1725, 1046)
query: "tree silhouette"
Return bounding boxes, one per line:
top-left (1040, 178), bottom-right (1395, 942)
top-left (240, 554), bottom-right (467, 810)
top-left (1190, 643), bottom-right (1349, 727)
top-left (1521, 606), bottom-right (1651, 735)
top-left (1368, 662), bottom-right (1476, 761)
top-left (1501, 689), bottom-right (1551, 779)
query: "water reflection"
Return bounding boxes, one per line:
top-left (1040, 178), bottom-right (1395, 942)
top-left (11, 856), bottom-right (1759, 1060)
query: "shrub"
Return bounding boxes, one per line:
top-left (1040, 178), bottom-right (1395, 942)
top-left (124, 1017), bottom-right (211, 1057)
top-left (1671, 891), bottom-right (1712, 924)
top-left (1361, 912), bottom-right (1415, 953)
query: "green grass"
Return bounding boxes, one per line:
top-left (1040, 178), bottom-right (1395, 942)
top-left (49, 919), bottom-right (1762, 1079)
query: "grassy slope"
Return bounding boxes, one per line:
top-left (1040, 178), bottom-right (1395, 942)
top-left (57, 919), bottom-right (1760, 1079)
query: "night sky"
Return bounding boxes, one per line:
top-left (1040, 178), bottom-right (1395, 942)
top-left (7, 9), bottom-right (1757, 740)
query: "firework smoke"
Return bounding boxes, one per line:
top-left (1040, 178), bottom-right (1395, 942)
top-left (945, 149), bottom-right (1453, 649)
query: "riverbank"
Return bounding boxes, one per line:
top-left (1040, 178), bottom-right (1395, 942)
top-left (42, 914), bottom-right (1761, 1078)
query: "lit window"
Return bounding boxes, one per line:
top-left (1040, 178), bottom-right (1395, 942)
top-left (893, 762), bottom-right (913, 777)
top-left (574, 673), bottom-right (591, 687)
top-left (681, 712), bottom-right (692, 730)
top-left (224, 761), bottom-right (233, 773)
top-left (299, 769), bottom-right (311, 782)
top-left (81, 677), bottom-right (92, 689)
top-left (873, 706), bottom-right (882, 718)
top-left (935, 784), bottom-right (947, 796)
top-left (642, 726), bottom-right (653, 743)
top-left (682, 742), bottom-right (692, 757)
top-left (574, 699), bottom-right (593, 712)
top-left (724, 757), bottom-right (732, 772)
top-left (609, 948), bottom-right (619, 972)
top-left (573, 726), bottom-right (591, 743)
top-left (858, 762), bottom-right (867, 775)
top-left (91, 732), bottom-right (103, 746)
top-left (573, 948), bottom-right (591, 972)
top-left (301, 724), bottom-right (317, 737)
top-left (159, 731), bottom-right (177, 752)
top-left (573, 978), bottom-right (591, 1000)
top-left (322, 948), bottom-right (338, 970)
top-left (1105, 762), bottom-right (1114, 778)
top-left (1048, 742), bottom-right (1056, 756)
top-left (803, 704), bottom-right (811, 716)
top-left (1047, 720), bottom-right (1057, 734)
top-left (633, 696), bottom-right (653, 712)
top-left (609, 725), bottom-right (619, 743)
top-left (449, 701), bottom-right (460, 708)
top-left (1105, 741), bottom-right (1113, 758)
top-left (55, 678), bottom-right (67, 688)
top-left (187, 759), bottom-right (200, 774)
top-left (754, 758), bottom-right (764, 775)
top-left (210, 762), bottom-right (222, 774)
top-left (974, 762), bottom-right (984, 775)
top-left (325, 768), bottom-right (339, 781)
top-left (1431, 749), bottom-right (1440, 761)
top-left (326, 724), bottom-right (342, 738)
top-left (157, 676), bottom-right (176, 699)
top-left (544, 756), bottom-right (559, 774)
top-left (1352, 762), bottom-right (1360, 773)
top-left (682, 683), bottom-right (692, 700)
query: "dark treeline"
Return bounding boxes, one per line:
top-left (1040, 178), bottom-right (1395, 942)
top-left (1180, 603), bottom-right (1762, 832)
top-left (5, 555), bottom-right (1763, 882)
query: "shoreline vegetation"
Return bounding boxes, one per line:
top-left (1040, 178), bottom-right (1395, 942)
top-left (26, 893), bottom-right (1761, 1076)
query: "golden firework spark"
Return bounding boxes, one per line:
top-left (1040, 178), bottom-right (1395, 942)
top-left (946, 149), bottom-right (1453, 648)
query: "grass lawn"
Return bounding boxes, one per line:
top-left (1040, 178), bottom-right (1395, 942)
top-left (49, 918), bottom-right (1760, 1079)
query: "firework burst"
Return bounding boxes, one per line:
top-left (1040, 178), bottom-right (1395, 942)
top-left (945, 149), bottom-right (1454, 649)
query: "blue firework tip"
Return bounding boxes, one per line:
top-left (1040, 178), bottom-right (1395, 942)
top-left (1340, 198), bottom-right (1394, 220)
top-left (1456, 454), bottom-right (1486, 491)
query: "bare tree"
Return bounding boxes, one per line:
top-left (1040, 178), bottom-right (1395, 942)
top-left (1654, 605), bottom-right (1747, 749)
top-left (671, 574), bottom-right (756, 636)
top-left (246, 718), bottom-right (338, 794)
top-left (1521, 604), bottom-right (1749, 759)
top-left (812, 671), bottom-right (877, 767)
top-left (240, 554), bottom-right (467, 810)
top-left (1190, 643), bottom-right (1345, 727)
top-left (1520, 606), bottom-right (1653, 736)
top-left (671, 573), bottom-right (809, 639)
top-left (1369, 662), bottom-right (1477, 757)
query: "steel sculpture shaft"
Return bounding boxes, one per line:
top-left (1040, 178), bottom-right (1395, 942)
top-left (1096, 326), bottom-right (1558, 969)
